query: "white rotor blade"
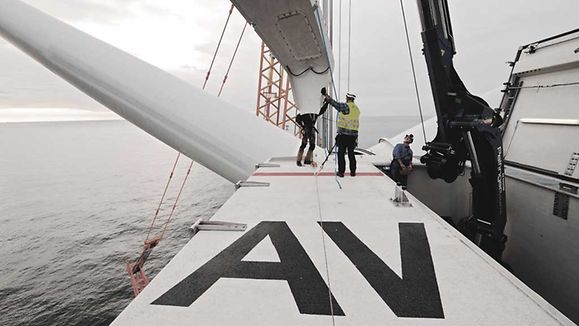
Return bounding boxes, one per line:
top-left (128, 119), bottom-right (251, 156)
top-left (0, 0), bottom-right (299, 183)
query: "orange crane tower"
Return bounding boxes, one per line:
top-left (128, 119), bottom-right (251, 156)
top-left (255, 42), bottom-right (299, 135)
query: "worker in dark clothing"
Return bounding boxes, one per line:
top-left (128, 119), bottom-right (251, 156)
top-left (391, 134), bottom-right (414, 187)
top-left (295, 102), bottom-right (329, 166)
top-left (296, 113), bottom-right (317, 166)
top-left (324, 92), bottom-right (360, 177)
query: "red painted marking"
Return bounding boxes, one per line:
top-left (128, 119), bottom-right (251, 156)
top-left (252, 172), bottom-right (384, 177)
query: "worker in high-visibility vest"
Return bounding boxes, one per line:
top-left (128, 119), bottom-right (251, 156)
top-left (324, 92), bottom-right (360, 177)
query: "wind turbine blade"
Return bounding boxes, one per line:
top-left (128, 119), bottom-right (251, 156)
top-left (232, 0), bottom-right (334, 114)
top-left (0, 0), bottom-right (298, 183)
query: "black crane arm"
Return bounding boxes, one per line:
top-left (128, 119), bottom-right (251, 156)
top-left (415, 0), bottom-right (507, 260)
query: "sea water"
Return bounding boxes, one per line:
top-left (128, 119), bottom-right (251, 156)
top-left (0, 116), bottom-right (419, 325)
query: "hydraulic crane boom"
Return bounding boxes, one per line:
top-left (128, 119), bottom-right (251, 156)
top-left (416, 0), bottom-right (507, 260)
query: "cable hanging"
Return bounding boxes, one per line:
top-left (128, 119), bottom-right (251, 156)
top-left (145, 4), bottom-right (237, 239)
top-left (314, 6), bottom-right (342, 190)
top-left (203, 3), bottom-right (235, 89)
top-left (507, 81), bottom-right (579, 90)
top-left (218, 22), bottom-right (248, 96)
top-left (399, 0), bottom-right (428, 145)
top-left (337, 0), bottom-right (342, 99)
top-left (313, 168), bottom-right (337, 326)
top-left (286, 65), bottom-right (331, 77)
top-left (142, 2), bottom-right (235, 244)
top-left (347, 0), bottom-right (352, 91)
top-left (311, 11), bottom-right (340, 325)
top-left (144, 155), bottom-right (181, 242)
top-left (158, 161), bottom-right (194, 240)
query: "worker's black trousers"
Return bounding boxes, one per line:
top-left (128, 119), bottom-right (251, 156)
top-left (297, 128), bottom-right (316, 163)
top-left (336, 134), bottom-right (357, 174)
top-left (391, 160), bottom-right (408, 186)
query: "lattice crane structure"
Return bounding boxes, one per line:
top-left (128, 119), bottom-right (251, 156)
top-left (255, 42), bottom-right (300, 136)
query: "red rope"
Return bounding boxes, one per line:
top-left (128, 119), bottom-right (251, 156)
top-left (218, 22), bottom-right (248, 96)
top-left (142, 4), bottom-right (237, 242)
top-left (159, 161), bottom-right (195, 240)
top-left (144, 153), bottom-right (180, 242)
top-left (128, 4), bottom-right (244, 297)
top-left (153, 17), bottom-right (246, 238)
top-left (203, 3), bottom-right (235, 90)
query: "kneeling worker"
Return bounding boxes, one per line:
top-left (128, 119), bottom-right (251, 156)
top-left (324, 92), bottom-right (360, 177)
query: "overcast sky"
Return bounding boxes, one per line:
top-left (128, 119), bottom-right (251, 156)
top-left (0, 0), bottom-right (578, 116)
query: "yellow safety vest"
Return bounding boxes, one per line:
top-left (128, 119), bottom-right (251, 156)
top-left (337, 102), bottom-right (360, 131)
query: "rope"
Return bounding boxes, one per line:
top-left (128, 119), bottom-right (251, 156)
top-left (127, 5), bottom-right (248, 298)
top-left (504, 120), bottom-right (521, 156)
top-left (159, 161), bottom-right (195, 240)
top-left (313, 168), bottom-right (337, 326)
top-left (203, 3), bottom-right (235, 90)
top-left (314, 6), bottom-right (342, 190)
top-left (347, 0), bottom-right (352, 91)
top-left (399, 0), bottom-right (428, 145)
top-left (144, 154), bottom-right (181, 242)
top-left (337, 0), bottom-right (342, 99)
top-left (312, 7), bottom-right (343, 323)
top-left (507, 81), bottom-right (579, 89)
top-left (218, 22), bottom-right (248, 96)
top-left (141, 4), bottom-right (238, 247)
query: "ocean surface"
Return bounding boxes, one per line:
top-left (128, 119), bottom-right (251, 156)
top-left (0, 116), bottom-right (419, 325)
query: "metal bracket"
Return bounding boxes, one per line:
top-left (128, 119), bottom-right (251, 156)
top-left (564, 152), bottom-right (579, 176)
top-left (391, 186), bottom-right (412, 207)
top-left (525, 43), bottom-right (538, 54)
top-left (190, 219), bottom-right (247, 232)
top-left (464, 131), bottom-right (481, 176)
top-left (255, 162), bottom-right (281, 169)
top-left (235, 181), bottom-right (270, 189)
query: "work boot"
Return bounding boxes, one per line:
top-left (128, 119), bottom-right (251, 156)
top-left (296, 148), bottom-right (304, 165)
top-left (304, 149), bottom-right (314, 164)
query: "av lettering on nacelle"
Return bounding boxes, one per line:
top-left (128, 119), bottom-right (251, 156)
top-left (152, 221), bottom-right (444, 319)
